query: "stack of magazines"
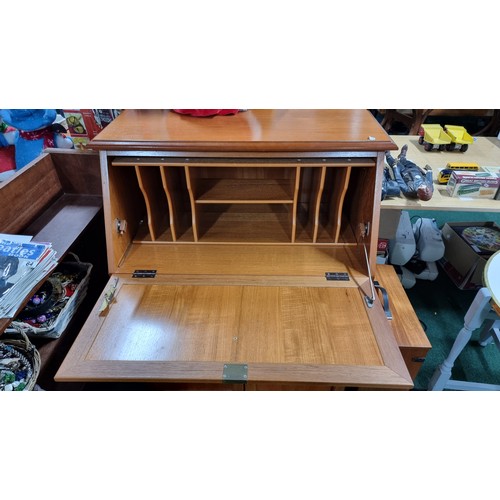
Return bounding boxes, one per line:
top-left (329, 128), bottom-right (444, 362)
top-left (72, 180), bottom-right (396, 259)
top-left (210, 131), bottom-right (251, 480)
top-left (0, 236), bottom-right (58, 319)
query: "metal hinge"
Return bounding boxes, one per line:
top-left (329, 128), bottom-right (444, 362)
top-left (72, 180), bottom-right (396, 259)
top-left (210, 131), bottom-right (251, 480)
top-left (132, 270), bottom-right (157, 278)
top-left (222, 364), bottom-right (248, 384)
top-left (115, 218), bottom-right (127, 234)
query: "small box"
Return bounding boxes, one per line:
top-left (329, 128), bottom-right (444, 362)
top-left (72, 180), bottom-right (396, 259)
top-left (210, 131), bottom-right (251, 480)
top-left (439, 221), bottom-right (500, 290)
top-left (480, 166), bottom-right (500, 199)
top-left (446, 171), bottom-right (500, 199)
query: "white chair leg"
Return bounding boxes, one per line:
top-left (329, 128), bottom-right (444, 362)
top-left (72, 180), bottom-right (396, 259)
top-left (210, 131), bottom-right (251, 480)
top-left (428, 288), bottom-right (493, 391)
top-left (479, 320), bottom-right (495, 347)
top-left (428, 325), bottom-right (474, 390)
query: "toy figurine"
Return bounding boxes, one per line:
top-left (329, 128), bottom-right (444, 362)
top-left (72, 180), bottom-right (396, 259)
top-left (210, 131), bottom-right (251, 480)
top-left (385, 145), bottom-right (434, 201)
top-left (381, 165), bottom-right (401, 200)
top-left (0, 109), bottom-right (74, 171)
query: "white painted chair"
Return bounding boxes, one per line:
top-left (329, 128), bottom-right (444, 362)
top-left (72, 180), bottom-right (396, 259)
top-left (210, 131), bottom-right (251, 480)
top-left (428, 250), bottom-right (500, 391)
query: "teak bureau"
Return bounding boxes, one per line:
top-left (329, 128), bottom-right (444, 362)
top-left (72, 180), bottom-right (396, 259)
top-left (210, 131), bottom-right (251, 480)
top-left (55, 109), bottom-right (429, 389)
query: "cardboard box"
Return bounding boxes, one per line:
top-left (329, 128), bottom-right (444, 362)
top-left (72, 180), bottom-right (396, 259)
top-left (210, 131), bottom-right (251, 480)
top-left (480, 166), bottom-right (500, 199)
top-left (446, 171), bottom-right (500, 199)
top-left (439, 221), bottom-right (500, 290)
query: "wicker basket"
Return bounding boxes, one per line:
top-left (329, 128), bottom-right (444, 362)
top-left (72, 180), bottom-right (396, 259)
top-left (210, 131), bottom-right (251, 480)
top-left (0, 330), bottom-right (40, 391)
top-left (6, 253), bottom-right (92, 339)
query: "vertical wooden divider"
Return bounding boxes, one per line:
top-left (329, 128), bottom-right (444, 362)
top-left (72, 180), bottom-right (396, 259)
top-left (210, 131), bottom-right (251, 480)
top-left (184, 165), bottom-right (199, 242)
top-left (135, 165), bottom-right (170, 241)
top-left (312, 166), bottom-right (327, 243)
top-left (159, 166), bottom-right (177, 241)
top-left (329, 167), bottom-right (352, 243)
top-left (290, 166), bottom-right (301, 243)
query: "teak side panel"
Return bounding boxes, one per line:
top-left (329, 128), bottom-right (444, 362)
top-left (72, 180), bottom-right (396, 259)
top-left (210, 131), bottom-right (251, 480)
top-left (375, 264), bottom-right (432, 380)
top-left (105, 162), bottom-right (145, 271)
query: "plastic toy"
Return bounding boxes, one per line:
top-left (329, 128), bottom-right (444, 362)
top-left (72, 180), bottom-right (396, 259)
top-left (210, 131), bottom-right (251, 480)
top-left (437, 162), bottom-right (479, 184)
top-left (385, 145), bottom-right (434, 201)
top-left (418, 124), bottom-right (473, 152)
top-left (437, 169), bottom-right (453, 184)
top-left (443, 125), bottom-right (473, 152)
top-left (418, 124), bottom-right (452, 151)
top-left (380, 165), bottom-right (401, 200)
top-left (0, 109), bottom-right (74, 171)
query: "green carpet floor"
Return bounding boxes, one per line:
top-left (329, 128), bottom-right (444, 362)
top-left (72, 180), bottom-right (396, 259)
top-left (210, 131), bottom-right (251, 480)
top-left (402, 210), bottom-right (500, 390)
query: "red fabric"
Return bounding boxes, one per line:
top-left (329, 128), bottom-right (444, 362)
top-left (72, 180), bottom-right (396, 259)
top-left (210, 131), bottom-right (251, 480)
top-left (19, 127), bottom-right (56, 148)
top-left (0, 146), bottom-right (15, 173)
top-left (173, 109), bottom-right (240, 117)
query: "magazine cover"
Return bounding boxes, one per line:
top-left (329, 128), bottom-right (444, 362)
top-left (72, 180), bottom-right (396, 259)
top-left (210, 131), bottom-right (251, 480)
top-left (0, 240), bottom-right (52, 299)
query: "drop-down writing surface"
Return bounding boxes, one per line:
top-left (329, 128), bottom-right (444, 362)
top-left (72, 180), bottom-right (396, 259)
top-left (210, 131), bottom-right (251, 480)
top-left (55, 274), bottom-right (412, 388)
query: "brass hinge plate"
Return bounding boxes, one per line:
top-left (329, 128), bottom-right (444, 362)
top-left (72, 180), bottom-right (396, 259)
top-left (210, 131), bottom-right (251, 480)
top-left (222, 364), bottom-right (248, 383)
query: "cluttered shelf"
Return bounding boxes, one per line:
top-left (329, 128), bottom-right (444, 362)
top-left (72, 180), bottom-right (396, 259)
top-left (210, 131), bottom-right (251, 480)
top-left (0, 150), bottom-right (103, 330)
top-left (381, 136), bottom-right (500, 212)
top-left (0, 148), bottom-right (108, 391)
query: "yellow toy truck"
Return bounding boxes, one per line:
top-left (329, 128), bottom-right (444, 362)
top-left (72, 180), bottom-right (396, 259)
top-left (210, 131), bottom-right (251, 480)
top-left (418, 124), bottom-right (473, 152)
top-left (443, 125), bottom-right (474, 152)
top-left (418, 124), bottom-right (452, 151)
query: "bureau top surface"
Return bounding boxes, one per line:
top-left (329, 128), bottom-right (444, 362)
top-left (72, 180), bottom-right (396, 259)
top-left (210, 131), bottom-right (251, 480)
top-left (89, 109), bottom-right (397, 153)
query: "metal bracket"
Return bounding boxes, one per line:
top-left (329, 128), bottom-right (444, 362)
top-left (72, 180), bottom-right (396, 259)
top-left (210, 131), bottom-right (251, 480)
top-left (115, 218), bottom-right (127, 234)
top-left (99, 277), bottom-right (119, 315)
top-left (374, 280), bottom-right (392, 320)
top-left (222, 364), bottom-right (248, 384)
top-left (132, 270), bottom-right (157, 278)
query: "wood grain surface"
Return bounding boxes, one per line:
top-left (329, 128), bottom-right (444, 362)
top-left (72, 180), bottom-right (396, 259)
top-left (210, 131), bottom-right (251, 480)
top-left (89, 109), bottom-right (397, 153)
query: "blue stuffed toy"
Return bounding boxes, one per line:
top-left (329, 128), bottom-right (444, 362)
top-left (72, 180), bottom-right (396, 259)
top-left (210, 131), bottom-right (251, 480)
top-left (0, 109), bottom-right (74, 171)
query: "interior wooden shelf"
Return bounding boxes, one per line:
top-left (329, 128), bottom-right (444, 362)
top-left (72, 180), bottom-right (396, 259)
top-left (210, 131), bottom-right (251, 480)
top-left (196, 208), bottom-right (293, 243)
top-left (194, 178), bottom-right (294, 203)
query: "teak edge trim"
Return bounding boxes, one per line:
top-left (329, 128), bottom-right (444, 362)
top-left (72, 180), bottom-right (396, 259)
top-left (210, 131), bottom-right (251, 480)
top-left (87, 140), bottom-right (398, 153)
